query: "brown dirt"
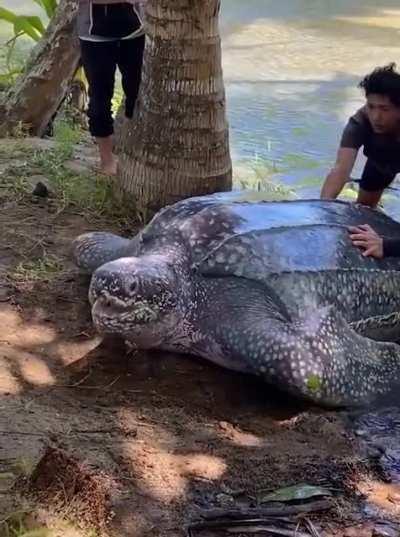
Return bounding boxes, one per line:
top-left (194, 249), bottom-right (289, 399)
top-left (0, 138), bottom-right (399, 537)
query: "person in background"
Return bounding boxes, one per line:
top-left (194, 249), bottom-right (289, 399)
top-left (320, 63), bottom-right (400, 208)
top-left (77, 0), bottom-right (146, 175)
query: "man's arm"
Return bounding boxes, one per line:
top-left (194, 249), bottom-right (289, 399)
top-left (349, 224), bottom-right (383, 258)
top-left (320, 147), bottom-right (358, 200)
top-left (349, 224), bottom-right (400, 259)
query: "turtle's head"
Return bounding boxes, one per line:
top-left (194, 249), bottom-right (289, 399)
top-left (89, 255), bottom-right (183, 347)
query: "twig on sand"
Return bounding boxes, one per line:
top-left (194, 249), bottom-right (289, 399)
top-left (53, 375), bottom-right (121, 390)
top-left (186, 500), bottom-right (331, 536)
top-left (0, 430), bottom-right (44, 436)
top-left (199, 500), bottom-right (331, 520)
top-left (70, 371), bottom-right (92, 387)
top-left (186, 518), bottom-right (312, 536)
top-left (296, 517), bottom-right (322, 537)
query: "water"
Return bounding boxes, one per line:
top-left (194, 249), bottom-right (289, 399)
top-left (220, 0), bottom-right (400, 215)
top-left (3, 1), bottom-right (400, 212)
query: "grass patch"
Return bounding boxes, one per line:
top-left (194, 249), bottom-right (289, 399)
top-left (0, 119), bottom-right (135, 286)
top-left (10, 254), bottom-right (64, 283)
top-left (233, 156), bottom-right (296, 200)
top-left (29, 121), bottom-right (130, 221)
top-left (0, 514), bottom-right (98, 537)
top-left (0, 172), bottom-right (31, 199)
top-left (0, 119), bottom-right (133, 223)
top-left (0, 516), bottom-right (50, 537)
top-left (0, 451), bottom-right (101, 537)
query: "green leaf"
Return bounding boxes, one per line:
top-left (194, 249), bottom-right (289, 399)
top-left (260, 483), bottom-right (332, 504)
top-left (33, 0), bottom-right (58, 19)
top-left (13, 16), bottom-right (42, 41)
top-left (0, 7), bottom-right (46, 38)
top-left (0, 6), bottom-right (19, 25)
top-left (25, 15), bottom-right (46, 35)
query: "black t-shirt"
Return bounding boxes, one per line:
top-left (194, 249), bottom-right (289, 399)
top-left (341, 107), bottom-right (400, 257)
top-left (78, 1), bottom-right (143, 40)
top-left (340, 106), bottom-right (400, 176)
top-left (383, 237), bottom-right (400, 257)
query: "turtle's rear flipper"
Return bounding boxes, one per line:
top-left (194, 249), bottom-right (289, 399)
top-left (213, 300), bottom-right (400, 407)
top-left (72, 232), bottom-right (133, 273)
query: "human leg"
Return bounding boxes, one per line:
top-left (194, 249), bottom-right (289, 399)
top-left (80, 39), bottom-right (118, 174)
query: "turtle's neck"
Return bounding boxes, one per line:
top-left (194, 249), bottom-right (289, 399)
top-left (138, 229), bottom-right (193, 267)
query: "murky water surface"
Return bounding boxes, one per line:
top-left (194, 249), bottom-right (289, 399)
top-left (219, 0), bottom-right (400, 215)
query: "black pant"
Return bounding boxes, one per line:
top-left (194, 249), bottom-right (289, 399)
top-left (359, 158), bottom-right (398, 192)
top-left (80, 36), bottom-right (145, 138)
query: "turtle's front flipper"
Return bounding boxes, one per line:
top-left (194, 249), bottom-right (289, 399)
top-left (72, 232), bottom-right (133, 273)
top-left (202, 279), bottom-right (400, 407)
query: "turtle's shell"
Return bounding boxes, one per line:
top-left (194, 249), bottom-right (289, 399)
top-left (138, 191), bottom-right (400, 279)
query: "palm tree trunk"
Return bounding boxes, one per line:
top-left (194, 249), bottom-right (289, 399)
top-left (0, 0), bottom-right (80, 137)
top-left (117, 0), bottom-right (232, 223)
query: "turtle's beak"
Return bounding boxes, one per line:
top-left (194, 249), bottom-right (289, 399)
top-left (92, 291), bottom-right (159, 331)
top-left (91, 292), bottom-right (130, 327)
top-left (93, 292), bottom-right (129, 313)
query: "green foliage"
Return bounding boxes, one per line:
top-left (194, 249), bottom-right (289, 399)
top-left (29, 120), bottom-right (129, 220)
top-left (233, 155), bottom-right (297, 200)
top-left (0, 0), bottom-right (58, 83)
top-left (12, 254), bottom-right (64, 283)
top-left (0, 509), bottom-right (49, 537)
top-left (112, 76), bottom-right (124, 114)
top-left (2, 521), bottom-right (50, 537)
top-left (0, 0), bottom-right (57, 39)
top-left (0, 5), bottom-right (49, 42)
top-left (33, 0), bottom-right (58, 20)
top-left (0, 68), bottom-right (21, 85)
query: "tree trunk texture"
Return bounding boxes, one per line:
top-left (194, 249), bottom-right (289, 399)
top-left (0, 0), bottom-right (80, 137)
top-left (117, 0), bottom-right (232, 222)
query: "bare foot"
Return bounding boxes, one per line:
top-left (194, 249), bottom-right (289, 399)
top-left (100, 156), bottom-right (118, 176)
top-left (95, 135), bottom-right (118, 176)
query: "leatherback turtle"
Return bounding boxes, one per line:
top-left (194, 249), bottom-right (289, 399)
top-left (72, 192), bottom-right (400, 407)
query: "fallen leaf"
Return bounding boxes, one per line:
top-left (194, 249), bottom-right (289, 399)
top-left (260, 483), bottom-right (332, 504)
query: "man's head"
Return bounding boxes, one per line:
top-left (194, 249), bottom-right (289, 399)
top-left (359, 63), bottom-right (400, 134)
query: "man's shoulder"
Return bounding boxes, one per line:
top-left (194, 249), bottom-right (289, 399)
top-left (340, 106), bottom-right (370, 149)
top-left (349, 106), bottom-right (370, 128)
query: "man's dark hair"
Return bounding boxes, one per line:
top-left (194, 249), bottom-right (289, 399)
top-left (359, 63), bottom-right (400, 107)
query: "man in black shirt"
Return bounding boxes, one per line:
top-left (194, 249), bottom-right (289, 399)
top-left (319, 64), bottom-right (400, 258)
top-left (321, 63), bottom-right (400, 209)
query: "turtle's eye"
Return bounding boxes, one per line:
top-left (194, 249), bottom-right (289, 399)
top-left (129, 280), bottom-right (138, 294)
